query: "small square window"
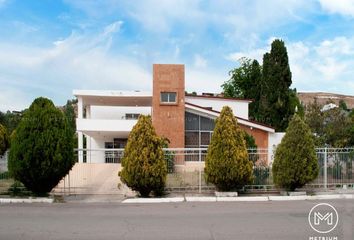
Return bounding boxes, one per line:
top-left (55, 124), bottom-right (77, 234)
top-left (160, 92), bottom-right (177, 103)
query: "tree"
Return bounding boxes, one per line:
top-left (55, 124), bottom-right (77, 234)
top-left (222, 57), bottom-right (262, 119)
top-left (119, 115), bottom-right (167, 197)
top-left (63, 99), bottom-right (78, 148)
top-left (0, 124), bottom-right (9, 156)
top-left (243, 130), bottom-right (257, 149)
top-left (0, 110), bottom-right (22, 135)
top-left (205, 106), bottom-right (253, 191)
top-left (8, 97), bottom-right (74, 195)
top-left (339, 100), bottom-right (348, 111)
top-left (304, 99), bottom-right (326, 146)
top-left (272, 114), bottom-right (319, 191)
top-left (259, 39), bottom-right (297, 131)
top-left (63, 99), bottom-right (77, 134)
top-left (323, 108), bottom-right (352, 147)
top-left (305, 100), bottom-right (353, 147)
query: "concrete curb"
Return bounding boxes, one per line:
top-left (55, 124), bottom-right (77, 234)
top-left (0, 198), bottom-right (54, 204)
top-left (122, 194), bottom-right (354, 203)
top-left (217, 196), bottom-right (269, 202)
top-left (123, 197), bottom-right (184, 203)
top-left (185, 197), bottom-right (217, 202)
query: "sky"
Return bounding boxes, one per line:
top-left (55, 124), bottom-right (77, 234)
top-left (1, 0), bottom-right (354, 111)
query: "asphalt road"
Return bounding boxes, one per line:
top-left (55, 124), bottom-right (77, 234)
top-left (0, 200), bottom-right (353, 240)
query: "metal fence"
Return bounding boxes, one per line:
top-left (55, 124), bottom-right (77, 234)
top-left (61, 147), bottom-right (354, 194)
top-left (2, 147), bottom-right (354, 195)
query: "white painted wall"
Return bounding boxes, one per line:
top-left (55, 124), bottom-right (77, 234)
top-left (267, 132), bottom-right (285, 165)
top-left (185, 97), bottom-right (249, 119)
top-left (87, 137), bottom-right (106, 163)
top-left (77, 119), bottom-right (138, 132)
top-left (90, 106), bottom-right (151, 120)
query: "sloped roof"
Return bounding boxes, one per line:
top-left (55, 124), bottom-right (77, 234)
top-left (185, 102), bottom-right (275, 133)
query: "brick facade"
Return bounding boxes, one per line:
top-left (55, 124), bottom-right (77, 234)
top-left (152, 64), bottom-right (185, 148)
top-left (241, 125), bottom-right (269, 149)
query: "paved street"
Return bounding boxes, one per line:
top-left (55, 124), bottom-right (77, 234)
top-left (0, 199), bottom-right (353, 240)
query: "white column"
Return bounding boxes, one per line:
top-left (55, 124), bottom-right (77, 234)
top-left (78, 97), bottom-right (83, 119)
top-left (85, 105), bottom-right (91, 163)
top-left (78, 97), bottom-right (84, 163)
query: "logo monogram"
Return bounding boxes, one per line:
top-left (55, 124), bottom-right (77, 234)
top-left (308, 203), bottom-right (339, 234)
top-left (314, 212), bottom-right (333, 225)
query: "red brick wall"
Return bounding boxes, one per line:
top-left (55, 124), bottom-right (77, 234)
top-left (152, 64), bottom-right (185, 148)
top-left (240, 124), bottom-right (269, 149)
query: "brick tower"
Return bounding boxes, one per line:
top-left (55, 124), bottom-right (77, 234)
top-left (152, 64), bottom-right (185, 148)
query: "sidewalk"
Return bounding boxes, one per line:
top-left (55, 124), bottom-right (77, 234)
top-left (122, 193), bottom-right (354, 203)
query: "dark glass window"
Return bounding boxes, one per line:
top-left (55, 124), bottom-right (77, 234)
top-left (160, 92), bottom-right (177, 103)
top-left (185, 112), bottom-right (199, 130)
top-left (200, 116), bottom-right (215, 130)
top-left (200, 132), bottom-right (211, 146)
top-left (185, 111), bottom-right (215, 148)
top-left (125, 113), bottom-right (140, 120)
top-left (185, 132), bottom-right (199, 146)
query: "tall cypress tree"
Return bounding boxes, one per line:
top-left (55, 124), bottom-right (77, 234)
top-left (119, 115), bottom-right (167, 197)
top-left (205, 106), bottom-right (253, 191)
top-left (259, 39), bottom-right (296, 131)
top-left (272, 114), bottom-right (319, 191)
top-left (8, 97), bottom-right (74, 194)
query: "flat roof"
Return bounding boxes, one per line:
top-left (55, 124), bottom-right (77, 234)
top-left (185, 94), bottom-right (253, 102)
top-left (73, 90), bottom-right (152, 107)
top-left (73, 90), bottom-right (152, 97)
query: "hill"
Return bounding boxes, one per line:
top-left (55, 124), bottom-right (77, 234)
top-left (298, 92), bottom-right (354, 109)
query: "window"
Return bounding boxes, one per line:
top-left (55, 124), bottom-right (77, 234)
top-left (160, 92), bottom-right (177, 103)
top-left (185, 112), bottom-right (215, 148)
top-left (125, 113), bottom-right (140, 120)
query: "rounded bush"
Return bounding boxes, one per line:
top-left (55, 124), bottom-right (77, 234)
top-left (272, 114), bottom-right (319, 191)
top-left (0, 124), bottom-right (9, 156)
top-left (119, 115), bottom-right (167, 197)
top-left (205, 106), bottom-right (253, 191)
top-left (8, 97), bottom-right (74, 195)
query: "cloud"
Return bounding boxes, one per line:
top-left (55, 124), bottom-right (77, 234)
top-left (226, 48), bottom-right (267, 63)
top-left (186, 68), bottom-right (228, 93)
top-left (319, 0), bottom-right (354, 17)
top-left (0, 21), bottom-right (152, 110)
top-left (225, 37), bottom-right (354, 94)
top-left (194, 54), bottom-right (207, 68)
top-left (0, 86), bottom-right (32, 112)
top-left (64, 0), bottom-right (314, 47)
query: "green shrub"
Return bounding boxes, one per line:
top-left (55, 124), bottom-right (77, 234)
top-left (0, 124), bottom-right (9, 156)
top-left (162, 138), bottom-right (175, 173)
top-left (8, 97), bottom-right (74, 195)
top-left (119, 115), bottom-right (167, 197)
top-left (205, 106), bottom-right (253, 191)
top-left (272, 114), bottom-right (319, 191)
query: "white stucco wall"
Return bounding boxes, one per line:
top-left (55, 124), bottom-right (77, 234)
top-left (90, 106), bottom-right (151, 120)
top-left (185, 97), bottom-right (249, 119)
top-left (267, 132), bottom-right (285, 165)
top-left (84, 137), bottom-right (106, 163)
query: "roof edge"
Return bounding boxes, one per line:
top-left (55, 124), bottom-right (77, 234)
top-left (185, 102), bottom-right (275, 132)
top-left (185, 94), bottom-right (253, 102)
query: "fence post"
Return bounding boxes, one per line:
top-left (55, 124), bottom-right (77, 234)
top-left (324, 147), bottom-right (327, 190)
top-left (199, 148), bottom-right (202, 193)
